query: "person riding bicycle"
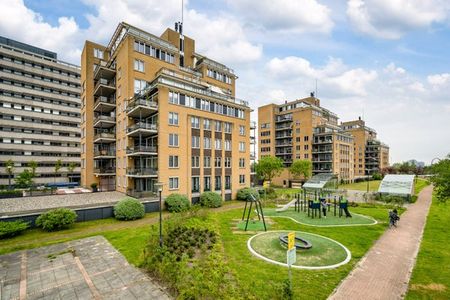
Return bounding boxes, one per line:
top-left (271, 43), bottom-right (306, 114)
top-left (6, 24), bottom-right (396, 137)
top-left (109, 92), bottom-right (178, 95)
top-left (389, 209), bottom-right (400, 228)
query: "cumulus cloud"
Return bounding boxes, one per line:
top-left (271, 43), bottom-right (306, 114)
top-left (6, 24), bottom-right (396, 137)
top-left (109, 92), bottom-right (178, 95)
top-left (346, 0), bottom-right (450, 39)
top-left (227, 0), bottom-right (334, 33)
top-left (427, 73), bottom-right (450, 87)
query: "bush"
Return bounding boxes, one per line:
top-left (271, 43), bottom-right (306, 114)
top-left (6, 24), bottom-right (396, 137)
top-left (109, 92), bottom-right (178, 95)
top-left (0, 220), bottom-right (29, 239)
top-left (236, 187), bottom-right (260, 201)
top-left (36, 208), bottom-right (77, 231)
top-left (200, 192), bottom-right (222, 208)
top-left (0, 190), bottom-right (22, 199)
top-left (372, 173), bottom-right (383, 180)
top-left (165, 193), bottom-right (190, 212)
top-left (114, 197), bottom-right (145, 220)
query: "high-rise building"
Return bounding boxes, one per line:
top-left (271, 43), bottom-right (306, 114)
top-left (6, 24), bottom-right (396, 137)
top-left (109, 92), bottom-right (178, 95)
top-left (258, 95), bottom-right (354, 185)
top-left (0, 36), bottom-right (81, 186)
top-left (341, 118), bottom-right (389, 177)
top-left (81, 22), bottom-right (251, 201)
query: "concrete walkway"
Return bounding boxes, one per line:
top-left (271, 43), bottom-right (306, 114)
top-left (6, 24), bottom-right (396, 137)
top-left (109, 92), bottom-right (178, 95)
top-left (329, 185), bottom-right (433, 300)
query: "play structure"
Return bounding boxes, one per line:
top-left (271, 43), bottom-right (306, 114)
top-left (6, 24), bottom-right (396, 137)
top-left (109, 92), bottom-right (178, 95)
top-left (279, 234), bottom-right (312, 250)
top-left (241, 194), bottom-right (267, 231)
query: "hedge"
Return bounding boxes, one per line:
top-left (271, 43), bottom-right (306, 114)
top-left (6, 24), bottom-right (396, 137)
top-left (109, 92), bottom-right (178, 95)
top-left (36, 208), bottom-right (77, 231)
top-left (0, 220), bottom-right (28, 239)
top-left (236, 187), bottom-right (260, 201)
top-left (114, 197), bottom-right (145, 220)
top-left (165, 194), bottom-right (190, 212)
top-left (200, 192), bottom-right (223, 208)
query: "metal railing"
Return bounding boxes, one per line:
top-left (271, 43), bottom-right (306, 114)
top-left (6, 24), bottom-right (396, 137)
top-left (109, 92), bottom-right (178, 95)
top-left (127, 97), bottom-right (158, 111)
top-left (126, 146), bottom-right (157, 154)
top-left (127, 122), bottom-right (157, 132)
top-left (94, 149), bottom-right (116, 157)
top-left (126, 168), bottom-right (158, 176)
top-left (94, 132), bottom-right (115, 140)
top-left (94, 115), bottom-right (116, 124)
top-left (94, 95), bottom-right (116, 106)
top-left (126, 190), bottom-right (157, 198)
top-left (94, 168), bottom-right (116, 174)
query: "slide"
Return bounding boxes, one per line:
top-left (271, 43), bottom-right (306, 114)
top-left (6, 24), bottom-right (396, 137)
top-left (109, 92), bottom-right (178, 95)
top-left (276, 198), bottom-right (298, 212)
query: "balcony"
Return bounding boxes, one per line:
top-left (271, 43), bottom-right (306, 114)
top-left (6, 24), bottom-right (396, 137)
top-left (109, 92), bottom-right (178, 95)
top-left (275, 143), bottom-right (292, 147)
top-left (126, 145), bottom-right (158, 156)
top-left (275, 116), bottom-right (293, 123)
top-left (93, 167), bottom-right (116, 175)
top-left (127, 95), bottom-right (158, 118)
top-left (94, 132), bottom-right (115, 143)
top-left (94, 96), bottom-right (116, 113)
top-left (275, 124), bottom-right (293, 131)
top-left (126, 189), bottom-right (157, 199)
top-left (313, 138), bottom-right (333, 144)
top-left (126, 168), bottom-right (158, 177)
top-left (93, 78), bottom-right (116, 96)
top-left (94, 115), bottom-right (116, 128)
top-left (312, 147), bottom-right (332, 153)
top-left (275, 134), bottom-right (292, 139)
top-left (94, 64), bottom-right (116, 81)
top-left (126, 122), bottom-right (158, 137)
top-left (94, 149), bottom-right (116, 159)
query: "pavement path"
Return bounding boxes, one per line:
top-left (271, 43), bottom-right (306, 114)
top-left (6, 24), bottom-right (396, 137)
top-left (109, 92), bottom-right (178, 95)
top-left (328, 185), bottom-right (433, 300)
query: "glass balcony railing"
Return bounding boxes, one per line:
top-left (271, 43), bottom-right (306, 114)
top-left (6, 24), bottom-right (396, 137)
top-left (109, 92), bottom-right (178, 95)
top-left (126, 168), bottom-right (158, 176)
top-left (126, 146), bottom-right (157, 154)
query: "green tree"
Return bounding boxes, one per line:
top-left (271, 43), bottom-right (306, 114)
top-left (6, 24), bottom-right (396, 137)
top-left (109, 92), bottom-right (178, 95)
top-left (67, 162), bottom-right (77, 182)
top-left (255, 156), bottom-right (284, 182)
top-left (27, 160), bottom-right (38, 177)
top-left (431, 155), bottom-right (450, 203)
top-left (289, 160), bottom-right (312, 180)
top-left (54, 159), bottom-right (63, 183)
top-left (15, 169), bottom-right (34, 189)
top-left (5, 159), bottom-right (14, 190)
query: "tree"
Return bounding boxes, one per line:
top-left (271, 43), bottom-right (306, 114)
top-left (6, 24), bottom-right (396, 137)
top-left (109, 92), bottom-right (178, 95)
top-left (15, 169), bottom-right (34, 189)
top-left (289, 160), bottom-right (312, 180)
top-left (67, 162), bottom-right (77, 182)
top-left (28, 160), bottom-right (38, 177)
top-left (431, 155), bottom-right (450, 203)
top-left (54, 159), bottom-right (63, 183)
top-left (5, 159), bottom-right (14, 190)
top-left (255, 156), bottom-right (284, 182)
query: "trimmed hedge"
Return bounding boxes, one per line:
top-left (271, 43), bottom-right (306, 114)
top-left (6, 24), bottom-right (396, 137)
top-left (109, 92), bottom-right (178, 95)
top-left (114, 197), bottom-right (145, 220)
top-left (200, 192), bottom-right (223, 208)
top-left (0, 220), bottom-right (29, 239)
top-left (36, 208), bottom-right (77, 231)
top-left (165, 193), bottom-right (190, 212)
top-left (236, 187), bottom-right (260, 201)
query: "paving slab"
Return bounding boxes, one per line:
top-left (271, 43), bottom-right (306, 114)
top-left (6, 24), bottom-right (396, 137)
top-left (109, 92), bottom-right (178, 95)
top-left (0, 236), bottom-right (171, 300)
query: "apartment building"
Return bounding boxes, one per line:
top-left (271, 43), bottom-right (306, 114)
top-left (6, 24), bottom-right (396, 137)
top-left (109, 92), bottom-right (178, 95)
top-left (341, 118), bottom-right (390, 178)
top-left (258, 95), bottom-right (354, 185)
top-left (0, 36), bottom-right (81, 185)
top-left (81, 22), bottom-right (251, 201)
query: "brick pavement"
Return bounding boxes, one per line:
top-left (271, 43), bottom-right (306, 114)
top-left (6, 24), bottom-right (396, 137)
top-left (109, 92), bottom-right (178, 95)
top-left (328, 185), bottom-right (433, 300)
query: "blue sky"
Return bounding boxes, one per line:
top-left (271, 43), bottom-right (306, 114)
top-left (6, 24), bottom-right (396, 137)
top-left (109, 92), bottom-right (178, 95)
top-left (1, 0), bottom-right (449, 164)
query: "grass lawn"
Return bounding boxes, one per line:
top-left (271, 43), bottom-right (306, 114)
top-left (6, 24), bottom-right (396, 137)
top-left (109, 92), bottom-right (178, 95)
top-left (414, 178), bottom-right (430, 195)
top-left (406, 195), bottom-right (450, 300)
top-left (339, 180), bottom-right (381, 191)
top-left (0, 203), bottom-right (395, 299)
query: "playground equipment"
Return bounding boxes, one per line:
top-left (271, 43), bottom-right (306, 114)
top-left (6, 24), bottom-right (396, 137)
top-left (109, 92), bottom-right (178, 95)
top-left (279, 234), bottom-right (312, 250)
top-left (289, 189), bottom-right (350, 219)
top-left (241, 194), bottom-right (267, 231)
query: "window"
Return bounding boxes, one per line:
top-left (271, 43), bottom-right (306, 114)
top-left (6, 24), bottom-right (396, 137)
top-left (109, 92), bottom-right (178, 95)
top-left (169, 177), bottom-right (179, 189)
top-left (192, 136), bottom-right (200, 148)
top-left (224, 157), bottom-right (231, 168)
top-left (214, 157), bottom-right (222, 168)
top-left (215, 176), bottom-right (221, 190)
top-left (192, 177), bottom-right (200, 192)
top-left (239, 158), bottom-right (245, 168)
top-left (203, 119), bottom-right (211, 130)
top-left (215, 121), bottom-right (222, 132)
top-left (204, 156), bottom-right (211, 168)
top-left (239, 175), bottom-right (245, 184)
top-left (204, 176), bottom-right (211, 191)
top-left (134, 59), bottom-right (144, 72)
top-left (304, 144), bottom-right (309, 150)
top-left (191, 116), bottom-right (200, 128)
top-left (169, 91), bottom-right (180, 104)
top-left (225, 176), bottom-right (231, 189)
top-left (224, 122), bottom-right (232, 133)
top-left (192, 156), bottom-right (200, 168)
top-left (169, 134), bottom-right (179, 147)
top-left (239, 125), bottom-right (245, 136)
top-left (169, 112), bottom-right (179, 125)
top-left (169, 155), bottom-right (179, 168)
top-left (134, 79), bottom-right (146, 94)
top-left (225, 140), bottom-right (231, 151)
top-left (93, 48), bottom-right (104, 59)
top-left (204, 137), bottom-right (211, 149)
top-left (261, 123), bottom-right (270, 129)
top-left (215, 139), bottom-right (222, 150)
top-left (304, 136), bottom-right (309, 142)
top-left (239, 142), bottom-right (245, 152)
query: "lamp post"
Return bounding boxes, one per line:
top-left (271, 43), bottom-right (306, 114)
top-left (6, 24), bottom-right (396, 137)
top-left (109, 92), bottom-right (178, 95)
top-left (7, 165), bottom-right (12, 190)
top-left (154, 182), bottom-right (164, 247)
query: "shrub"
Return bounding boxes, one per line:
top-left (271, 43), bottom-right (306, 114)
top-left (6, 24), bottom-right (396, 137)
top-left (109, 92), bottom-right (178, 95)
top-left (0, 220), bottom-right (29, 239)
top-left (36, 208), bottom-right (77, 231)
top-left (165, 193), bottom-right (190, 212)
top-left (236, 187), bottom-right (260, 201)
top-left (114, 197), bottom-right (145, 220)
top-left (200, 192), bottom-right (222, 208)
top-left (372, 173), bottom-right (383, 180)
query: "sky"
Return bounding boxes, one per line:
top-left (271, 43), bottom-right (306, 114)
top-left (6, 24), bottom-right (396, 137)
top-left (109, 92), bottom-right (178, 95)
top-left (0, 0), bottom-right (449, 164)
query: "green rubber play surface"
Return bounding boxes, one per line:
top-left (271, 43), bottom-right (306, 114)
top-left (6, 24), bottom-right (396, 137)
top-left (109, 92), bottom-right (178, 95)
top-left (249, 231), bottom-right (349, 267)
top-left (236, 220), bottom-right (269, 231)
top-left (264, 207), bottom-right (376, 226)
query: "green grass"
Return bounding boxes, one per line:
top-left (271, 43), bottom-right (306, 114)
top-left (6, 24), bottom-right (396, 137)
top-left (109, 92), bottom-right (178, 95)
top-left (274, 188), bottom-right (302, 196)
top-left (264, 207), bottom-right (376, 226)
top-left (414, 178), bottom-right (430, 195)
top-left (236, 220), bottom-right (269, 231)
top-left (339, 180), bottom-right (381, 191)
top-left (406, 195), bottom-right (450, 300)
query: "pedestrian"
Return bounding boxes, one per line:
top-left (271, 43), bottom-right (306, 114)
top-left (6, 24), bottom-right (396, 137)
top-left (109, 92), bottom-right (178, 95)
top-left (389, 209), bottom-right (400, 228)
top-left (341, 197), bottom-right (352, 218)
top-left (320, 197), bottom-right (328, 218)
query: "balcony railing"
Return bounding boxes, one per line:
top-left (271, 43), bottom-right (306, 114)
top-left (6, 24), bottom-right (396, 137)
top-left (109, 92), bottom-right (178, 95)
top-left (94, 149), bottom-right (116, 157)
top-left (126, 168), bottom-right (158, 176)
top-left (126, 146), bottom-right (157, 154)
top-left (94, 96), bottom-right (116, 106)
top-left (127, 95), bottom-right (158, 112)
top-left (95, 78), bottom-right (115, 88)
top-left (94, 115), bottom-right (116, 123)
top-left (94, 167), bottom-right (116, 174)
top-left (127, 122), bottom-right (158, 132)
top-left (275, 143), bottom-right (292, 147)
top-left (276, 116), bottom-right (293, 123)
top-left (94, 132), bottom-right (115, 140)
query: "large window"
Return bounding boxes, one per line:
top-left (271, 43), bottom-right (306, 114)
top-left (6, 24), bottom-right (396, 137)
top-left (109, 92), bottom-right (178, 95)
top-left (215, 121), bottom-right (222, 132)
top-left (134, 79), bottom-right (147, 94)
top-left (93, 48), bottom-right (104, 59)
top-left (225, 140), bottom-right (231, 151)
top-left (168, 112), bottom-right (178, 125)
top-left (239, 142), bottom-right (245, 152)
top-left (169, 134), bottom-right (179, 147)
top-left (225, 176), bottom-right (231, 189)
top-left (239, 125), bottom-right (245, 136)
top-left (215, 176), bottom-right (221, 191)
top-left (169, 177), bottom-right (179, 189)
top-left (224, 157), bottom-right (231, 168)
top-left (239, 175), bottom-right (245, 184)
top-left (192, 177), bottom-right (200, 192)
top-left (134, 59), bottom-right (144, 72)
top-left (192, 156), bottom-right (200, 168)
top-left (224, 122), bottom-right (232, 133)
top-left (215, 139), bottom-right (222, 150)
top-left (204, 176), bottom-right (211, 191)
top-left (203, 119), bottom-right (211, 130)
top-left (192, 136), bottom-right (200, 148)
top-left (204, 137), bottom-right (211, 149)
top-left (191, 116), bottom-right (200, 128)
top-left (169, 155), bottom-right (179, 168)
top-left (239, 158), bottom-right (245, 168)
top-left (214, 157), bottom-right (222, 168)
top-left (204, 156), bottom-right (211, 168)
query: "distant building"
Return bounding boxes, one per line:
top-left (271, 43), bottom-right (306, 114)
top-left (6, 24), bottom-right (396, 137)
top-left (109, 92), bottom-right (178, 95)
top-left (0, 36), bottom-right (81, 185)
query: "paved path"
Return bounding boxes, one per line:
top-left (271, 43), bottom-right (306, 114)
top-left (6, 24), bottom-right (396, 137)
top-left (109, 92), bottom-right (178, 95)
top-left (0, 236), bottom-right (170, 299)
top-left (329, 185), bottom-right (433, 300)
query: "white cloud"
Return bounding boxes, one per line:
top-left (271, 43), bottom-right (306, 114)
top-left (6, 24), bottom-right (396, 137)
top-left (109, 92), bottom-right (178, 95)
top-left (227, 0), bottom-right (334, 33)
top-left (427, 73), bottom-right (450, 86)
top-left (346, 0), bottom-right (450, 39)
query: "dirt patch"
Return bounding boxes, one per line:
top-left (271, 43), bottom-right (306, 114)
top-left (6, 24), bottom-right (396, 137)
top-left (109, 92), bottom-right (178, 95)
top-left (410, 283), bottom-right (447, 292)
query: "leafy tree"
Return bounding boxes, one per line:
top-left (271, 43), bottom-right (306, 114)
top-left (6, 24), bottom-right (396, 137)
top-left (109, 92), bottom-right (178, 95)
top-left (5, 159), bottom-right (14, 189)
top-left (15, 169), bottom-right (34, 188)
top-left (27, 160), bottom-right (38, 177)
top-left (431, 155), bottom-right (450, 203)
top-left (54, 159), bottom-right (63, 183)
top-left (67, 162), bottom-right (77, 182)
top-left (289, 160), bottom-right (312, 180)
top-left (255, 156), bottom-right (284, 182)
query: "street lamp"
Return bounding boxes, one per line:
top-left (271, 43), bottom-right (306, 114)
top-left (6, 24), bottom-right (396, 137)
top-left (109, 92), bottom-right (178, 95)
top-left (154, 182), bottom-right (164, 247)
top-left (7, 165), bottom-right (12, 190)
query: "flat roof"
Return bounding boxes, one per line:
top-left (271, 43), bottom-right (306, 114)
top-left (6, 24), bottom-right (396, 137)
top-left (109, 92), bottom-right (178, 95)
top-left (0, 35), bottom-right (57, 59)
